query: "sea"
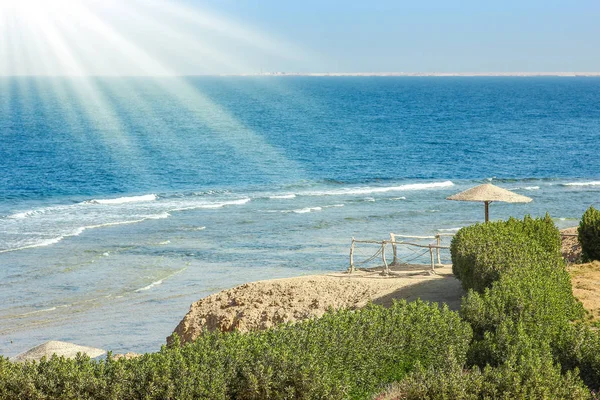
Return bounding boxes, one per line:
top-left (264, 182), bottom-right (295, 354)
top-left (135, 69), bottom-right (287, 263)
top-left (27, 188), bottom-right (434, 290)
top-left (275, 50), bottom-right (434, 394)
top-left (1, 76), bottom-right (599, 357)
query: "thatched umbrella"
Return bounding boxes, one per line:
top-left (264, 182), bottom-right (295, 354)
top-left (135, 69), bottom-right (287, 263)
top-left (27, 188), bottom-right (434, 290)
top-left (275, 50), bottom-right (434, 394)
top-left (10, 341), bottom-right (106, 362)
top-left (446, 183), bottom-right (532, 222)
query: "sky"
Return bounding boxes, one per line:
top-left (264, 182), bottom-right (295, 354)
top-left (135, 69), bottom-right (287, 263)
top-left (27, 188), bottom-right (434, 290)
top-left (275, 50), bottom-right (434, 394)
top-left (0, 0), bottom-right (599, 76)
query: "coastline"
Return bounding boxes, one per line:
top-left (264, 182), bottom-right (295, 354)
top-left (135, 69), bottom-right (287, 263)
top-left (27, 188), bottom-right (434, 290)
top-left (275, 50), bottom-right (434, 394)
top-left (169, 264), bottom-right (463, 345)
top-left (170, 226), bottom-right (583, 345)
top-left (214, 72), bottom-right (600, 77)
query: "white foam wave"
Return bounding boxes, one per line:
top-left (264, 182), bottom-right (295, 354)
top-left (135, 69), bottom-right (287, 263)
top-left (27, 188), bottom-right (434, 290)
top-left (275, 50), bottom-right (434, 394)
top-left (391, 197), bottom-right (407, 200)
top-left (0, 214), bottom-right (171, 254)
top-left (8, 205), bottom-right (71, 220)
top-left (20, 307), bottom-right (58, 316)
top-left (304, 181), bottom-right (453, 196)
top-left (9, 210), bottom-right (44, 220)
top-left (0, 228), bottom-right (85, 254)
top-left (135, 268), bottom-right (186, 292)
top-left (562, 181), bottom-right (600, 187)
top-left (291, 207), bottom-right (322, 214)
top-left (438, 227), bottom-right (462, 232)
top-left (135, 279), bottom-right (165, 292)
top-left (512, 186), bottom-right (540, 190)
top-left (85, 194), bottom-right (158, 205)
top-left (171, 198), bottom-right (251, 211)
top-left (269, 194), bottom-right (296, 199)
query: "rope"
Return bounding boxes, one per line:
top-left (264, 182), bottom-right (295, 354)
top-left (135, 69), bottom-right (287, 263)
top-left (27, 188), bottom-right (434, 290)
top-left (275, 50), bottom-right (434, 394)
top-left (394, 248), bottom-right (431, 264)
top-left (355, 246), bottom-right (383, 265)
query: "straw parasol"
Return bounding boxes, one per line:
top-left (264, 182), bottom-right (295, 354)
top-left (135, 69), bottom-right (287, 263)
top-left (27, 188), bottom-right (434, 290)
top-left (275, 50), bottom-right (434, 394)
top-left (446, 183), bottom-right (532, 222)
top-left (10, 341), bottom-right (106, 362)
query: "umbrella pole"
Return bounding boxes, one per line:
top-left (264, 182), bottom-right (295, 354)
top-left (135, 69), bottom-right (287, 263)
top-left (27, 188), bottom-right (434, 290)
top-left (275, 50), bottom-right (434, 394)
top-left (484, 201), bottom-right (489, 222)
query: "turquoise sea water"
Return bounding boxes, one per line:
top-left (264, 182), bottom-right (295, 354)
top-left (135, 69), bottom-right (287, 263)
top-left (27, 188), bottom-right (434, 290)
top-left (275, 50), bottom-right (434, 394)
top-left (1, 77), bottom-right (600, 356)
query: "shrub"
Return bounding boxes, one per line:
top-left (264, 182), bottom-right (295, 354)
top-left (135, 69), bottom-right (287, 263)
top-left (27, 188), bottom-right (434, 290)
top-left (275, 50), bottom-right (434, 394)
top-left (579, 206), bottom-right (600, 262)
top-left (451, 214), bottom-right (563, 293)
top-left (0, 300), bottom-right (472, 400)
top-left (460, 259), bottom-right (583, 345)
top-left (553, 322), bottom-right (600, 391)
top-left (379, 344), bottom-right (590, 400)
top-left (451, 215), bottom-right (590, 393)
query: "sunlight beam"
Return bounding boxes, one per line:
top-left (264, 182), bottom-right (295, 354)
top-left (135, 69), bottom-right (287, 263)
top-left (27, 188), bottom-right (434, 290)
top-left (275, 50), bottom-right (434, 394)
top-left (61, 1), bottom-right (305, 178)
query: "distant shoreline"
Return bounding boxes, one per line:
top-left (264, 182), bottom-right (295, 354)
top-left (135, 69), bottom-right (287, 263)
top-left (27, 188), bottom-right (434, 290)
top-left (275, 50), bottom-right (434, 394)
top-left (220, 72), bottom-right (600, 77)
top-left (3, 72), bottom-right (600, 78)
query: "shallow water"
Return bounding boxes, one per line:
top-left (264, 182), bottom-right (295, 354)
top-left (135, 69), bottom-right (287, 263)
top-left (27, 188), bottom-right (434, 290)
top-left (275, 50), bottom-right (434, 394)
top-left (1, 77), bottom-right (599, 356)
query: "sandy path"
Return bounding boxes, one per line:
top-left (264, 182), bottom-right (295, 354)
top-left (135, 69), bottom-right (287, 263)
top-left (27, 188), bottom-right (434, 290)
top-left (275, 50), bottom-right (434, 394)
top-left (168, 264), bottom-right (463, 345)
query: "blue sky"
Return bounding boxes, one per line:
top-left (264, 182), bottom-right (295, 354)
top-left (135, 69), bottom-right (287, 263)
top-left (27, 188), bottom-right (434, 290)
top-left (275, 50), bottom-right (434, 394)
top-left (188, 0), bottom-right (600, 72)
top-left (0, 0), bottom-right (598, 75)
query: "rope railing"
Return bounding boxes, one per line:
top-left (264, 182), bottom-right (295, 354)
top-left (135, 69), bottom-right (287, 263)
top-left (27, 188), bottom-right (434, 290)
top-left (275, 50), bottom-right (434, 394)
top-left (348, 233), bottom-right (453, 276)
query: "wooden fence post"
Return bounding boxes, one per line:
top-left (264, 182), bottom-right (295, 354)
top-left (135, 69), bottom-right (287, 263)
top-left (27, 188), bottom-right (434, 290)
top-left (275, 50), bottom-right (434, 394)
top-left (381, 241), bottom-right (389, 276)
top-left (429, 245), bottom-right (435, 272)
top-left (436, 234), bottom-right (441, 265)
top-left (390, 233), bottom-right (398, 265)
top-left (348, 237), bottom-right (355, 273)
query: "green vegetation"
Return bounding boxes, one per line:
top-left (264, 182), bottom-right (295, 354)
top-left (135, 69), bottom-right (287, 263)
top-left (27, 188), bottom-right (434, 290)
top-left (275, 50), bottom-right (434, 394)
top-left (0, 301), bottom-right (470, 400)
top-left (579, 206), bottom-right (600, 262)
top-left (442, 215), bottom-right (597, 398)
top-left (451, 214), bottom-right (562, 293)
top-left (4, 214), bottom-right (600, 399)
top-left (378, 347), bottom-right (589, 400)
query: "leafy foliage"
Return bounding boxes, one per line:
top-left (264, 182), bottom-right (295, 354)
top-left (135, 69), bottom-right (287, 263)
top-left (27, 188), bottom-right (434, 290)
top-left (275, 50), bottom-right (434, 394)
top-left (448, 215), bottom-right (600, 396)
top-left (579, 206), bottom-right (600, 262)
top-left (0, 300), bottom-right (471, 400)
top-left (451, 214), bottom-right (562, 292)
top-left (378, 345), bottom-right (590, 400)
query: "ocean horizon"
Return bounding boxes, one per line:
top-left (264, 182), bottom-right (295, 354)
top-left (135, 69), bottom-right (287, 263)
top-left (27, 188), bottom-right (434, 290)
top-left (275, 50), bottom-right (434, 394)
top-left (1, 76), bottom-right (600, 357)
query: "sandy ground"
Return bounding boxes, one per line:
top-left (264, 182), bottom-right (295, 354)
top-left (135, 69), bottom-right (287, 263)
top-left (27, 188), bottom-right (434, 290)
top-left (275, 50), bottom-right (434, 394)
top-left (561, 227), bottom-right (582, 264)
top-left (568, 261), bottom-right (600, 322)
top-left (559, 227), bottom-right (600, 321)
top-left (169, 264), bottom-right (463, 345)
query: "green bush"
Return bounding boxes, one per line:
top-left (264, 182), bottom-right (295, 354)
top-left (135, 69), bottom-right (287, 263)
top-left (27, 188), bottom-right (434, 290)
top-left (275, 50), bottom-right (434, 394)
top-left (0, 300), bottom-right (471, 400)
top-left (579, 206), bottom-right (600, 262)
top-left (451, 215), bottom-right (591, 393)
top-left (451, 214), bottom-right (563, 293)
top-left (553, 323), bottom-right (600, 391)
top-left (380, 344), bottom-right (590, 400)
top-left (460, 259), bottom-right (583, 346)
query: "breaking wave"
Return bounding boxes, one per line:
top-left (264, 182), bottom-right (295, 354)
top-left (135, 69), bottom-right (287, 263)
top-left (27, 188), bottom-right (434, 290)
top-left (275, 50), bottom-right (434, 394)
top-left (562, 181), bottom-right (600, 187)
top-left (303, 181), bottom-right (454, 196)
top-left (85, 194), bottom-right (158, 205)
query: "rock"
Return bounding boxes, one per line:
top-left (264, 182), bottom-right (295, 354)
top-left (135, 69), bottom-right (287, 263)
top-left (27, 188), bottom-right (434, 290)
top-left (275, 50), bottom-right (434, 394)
top-left (167, 275), bottom-right (380, 345)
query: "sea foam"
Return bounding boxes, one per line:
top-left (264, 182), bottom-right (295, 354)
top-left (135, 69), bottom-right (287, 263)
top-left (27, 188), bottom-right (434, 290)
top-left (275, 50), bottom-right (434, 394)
top-left (85, 194), bottom-right (158, 205)
top-left (135, 268), bottom-right (186, 292)
top-left (304, 181), bottom-right (453, 196)
top-left (290, 207), bottom-right (322, 214)
top-left (512, 186), bottom-right (540, 190)
top-left (562, 181), bottom-right (600, 187)
top-left (171, 198), bottom-right (251, 211)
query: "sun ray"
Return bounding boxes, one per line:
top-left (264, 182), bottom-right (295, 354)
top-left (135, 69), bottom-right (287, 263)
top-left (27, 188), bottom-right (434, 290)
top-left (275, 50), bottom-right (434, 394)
top-left (0, 7), bottom-right (10, 76)
top-left (22, 16), bottom-right (86, 137)
top-left (61, 1), bottom-right (305, 178)
top-left (88, 1), bottom-right (255, 75)
top-left (140, 0), bottom-right (312, 65)
top-left (1, 0), bottom-right (309, 180)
